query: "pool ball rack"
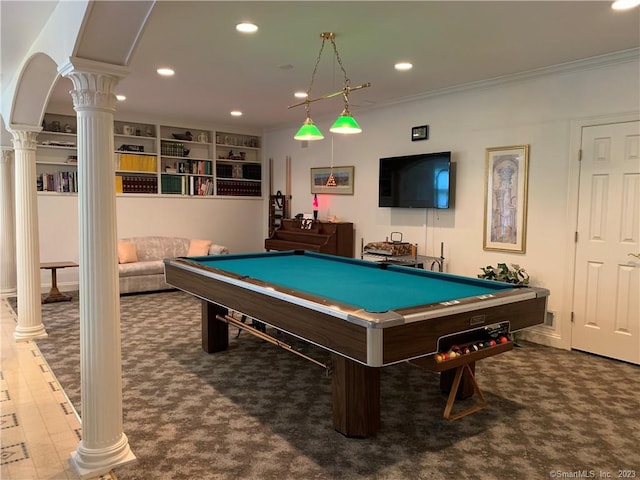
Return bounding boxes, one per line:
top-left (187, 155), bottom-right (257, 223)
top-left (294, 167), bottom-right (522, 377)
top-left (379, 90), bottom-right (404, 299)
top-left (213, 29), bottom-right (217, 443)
top-left (410, 323), bottom-right (514, 420)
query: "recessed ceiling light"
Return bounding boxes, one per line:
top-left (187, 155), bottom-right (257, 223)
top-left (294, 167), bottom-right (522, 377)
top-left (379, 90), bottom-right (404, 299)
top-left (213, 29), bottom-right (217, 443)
top-left (230, 111), bottom-right (243, 117)
top-left (236, 22), bottom-right (258, 33)
top-left (394, 62), bottom-right (413, 71)
top-left (612, 0), bottom-right (640, 9)
top-left (294, 92), bottom-right (308, 98)
top-left (157, 68), bottom-right (175, 76)
top-left (116, 95), bottom-right (126, 101)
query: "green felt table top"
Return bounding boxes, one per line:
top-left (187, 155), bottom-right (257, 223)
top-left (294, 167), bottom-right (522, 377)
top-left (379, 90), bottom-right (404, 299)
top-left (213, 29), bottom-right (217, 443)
top-left (191, 251), bottom-right (515, 313)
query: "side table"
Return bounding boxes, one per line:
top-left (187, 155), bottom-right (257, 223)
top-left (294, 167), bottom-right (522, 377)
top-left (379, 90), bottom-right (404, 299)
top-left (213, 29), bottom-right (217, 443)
top-left (40, 261), bottom-right (78, 303)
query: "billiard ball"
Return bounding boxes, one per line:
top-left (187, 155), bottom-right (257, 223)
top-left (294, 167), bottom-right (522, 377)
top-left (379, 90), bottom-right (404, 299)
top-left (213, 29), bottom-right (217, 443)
top-left (499, 336), bottom-right (508, 344)
top-left (442, 352), bottom-right (450, 360)
top-left (489, 339), bottom-right (497, 346)
top-left (471, 344), bottom-right (479, 352)
top-left (463, 347), bottom-right (470, 355)
top-left (435, 353), bottom-right (443, 362)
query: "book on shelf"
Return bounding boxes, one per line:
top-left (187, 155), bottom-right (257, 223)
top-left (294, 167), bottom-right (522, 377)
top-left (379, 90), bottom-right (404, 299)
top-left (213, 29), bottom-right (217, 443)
top-left (216, 179), bottom-right (261, 197)
top-left (161, 174), bottom-right (214, 196)
top-left (117, 175), bottom-right (158, 194)
top-left (38, 171), bottom-right (78, 193)
top-left (116, 153), bottom-right (156, 172)
top-left (161, 174), bottom-right (184, 195)
top-left (242, 164), bottom-right (262, 180)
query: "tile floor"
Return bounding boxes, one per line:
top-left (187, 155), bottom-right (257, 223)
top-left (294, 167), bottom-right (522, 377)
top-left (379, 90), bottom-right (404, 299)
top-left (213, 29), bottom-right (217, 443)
top-left (0, 297), bottom-right (115, 480)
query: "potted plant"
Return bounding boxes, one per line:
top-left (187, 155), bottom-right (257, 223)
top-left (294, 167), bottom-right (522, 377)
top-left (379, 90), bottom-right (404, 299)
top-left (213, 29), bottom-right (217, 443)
top-left (478, 262), bottom-right (529, 285)
top-left (478, 263), bottom-right (530, 347)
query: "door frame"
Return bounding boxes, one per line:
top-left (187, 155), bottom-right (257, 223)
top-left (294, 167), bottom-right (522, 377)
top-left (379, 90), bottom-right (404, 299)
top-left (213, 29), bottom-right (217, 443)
top-left (563, 111), bottom-right (640, 351)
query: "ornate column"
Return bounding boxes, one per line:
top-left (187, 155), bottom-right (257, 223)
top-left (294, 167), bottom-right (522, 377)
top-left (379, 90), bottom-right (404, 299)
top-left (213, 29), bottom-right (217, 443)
top-left (10, 129), bottom-right (47, 340)
top-left (0, 148), bottom-right (17, 297)
top-left (59, 58), bottom-right (135, 478)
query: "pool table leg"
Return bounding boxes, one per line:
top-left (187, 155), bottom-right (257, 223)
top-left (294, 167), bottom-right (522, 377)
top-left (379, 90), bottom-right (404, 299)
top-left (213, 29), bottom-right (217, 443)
top-left (201, 301), bottom-right (229, 353)
top-left (440, 361), bottom-right (476, 399)
top-left (331, 354), bottom-right (380, 437)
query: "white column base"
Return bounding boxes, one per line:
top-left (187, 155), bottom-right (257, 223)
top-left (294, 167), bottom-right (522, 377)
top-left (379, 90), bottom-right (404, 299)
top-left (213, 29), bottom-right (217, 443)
top-left (14, 324), bottom-right (47, 341)
top-left (1, 287), bottom-right (17, 298)
top-left (70, 434), bottom-right (136, 480)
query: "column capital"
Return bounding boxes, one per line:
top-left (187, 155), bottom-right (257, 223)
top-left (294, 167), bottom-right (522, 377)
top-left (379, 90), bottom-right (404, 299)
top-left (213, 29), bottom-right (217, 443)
top-left (9, 130), bottom-right (40, 151)
top-left (59, 57), bottom-right (129, 111)
top-left (1, 148), bottom-right (14, 163)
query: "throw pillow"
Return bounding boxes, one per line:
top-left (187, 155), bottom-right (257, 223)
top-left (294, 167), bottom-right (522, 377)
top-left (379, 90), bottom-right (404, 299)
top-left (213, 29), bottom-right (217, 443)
top-left (187, 239), bottom-right (212, 257)
top-left (118, 241), bottom-right (138, 264)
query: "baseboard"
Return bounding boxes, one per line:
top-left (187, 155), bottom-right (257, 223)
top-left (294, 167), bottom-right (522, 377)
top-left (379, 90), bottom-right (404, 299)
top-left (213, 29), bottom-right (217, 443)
top-left (517, 327), bottom-right (567, 350)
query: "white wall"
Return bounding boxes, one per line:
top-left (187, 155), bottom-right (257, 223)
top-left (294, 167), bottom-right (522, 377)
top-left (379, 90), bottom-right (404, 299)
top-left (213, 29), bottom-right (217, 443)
top-left (37, 190), bottom-right (264, 290)
top-left (263, 54), bottom-right (640, 350)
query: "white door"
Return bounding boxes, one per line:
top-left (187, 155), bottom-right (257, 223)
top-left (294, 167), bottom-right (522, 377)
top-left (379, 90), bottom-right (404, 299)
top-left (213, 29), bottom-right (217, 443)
top-left (572, 121), bottom-right (640, 365)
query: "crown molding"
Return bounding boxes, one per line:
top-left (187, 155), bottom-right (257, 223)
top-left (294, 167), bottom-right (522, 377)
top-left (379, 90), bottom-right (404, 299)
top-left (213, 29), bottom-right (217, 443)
top-left (378, 48), bottom-right (640, 110)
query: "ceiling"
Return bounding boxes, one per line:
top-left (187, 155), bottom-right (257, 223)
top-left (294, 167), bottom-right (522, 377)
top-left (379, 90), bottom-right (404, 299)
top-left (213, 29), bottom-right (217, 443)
top-left (8, 1), bottom-right (640, 132)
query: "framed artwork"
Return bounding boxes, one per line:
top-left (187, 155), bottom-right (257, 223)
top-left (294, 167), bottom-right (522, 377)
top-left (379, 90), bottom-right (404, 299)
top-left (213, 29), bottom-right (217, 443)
top-left (483, 145), bottom-right (530, 253)
top-left (310, 166), bottom-right (355, 195)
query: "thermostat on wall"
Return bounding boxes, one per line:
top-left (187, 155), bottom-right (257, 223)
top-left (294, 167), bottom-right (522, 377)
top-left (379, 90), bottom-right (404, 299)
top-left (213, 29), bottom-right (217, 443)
top-left (411, 125), bottom-right (429, 141)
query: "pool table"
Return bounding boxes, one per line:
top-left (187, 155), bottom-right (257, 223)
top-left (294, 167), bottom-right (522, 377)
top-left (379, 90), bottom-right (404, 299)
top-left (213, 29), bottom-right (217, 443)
top-left (164, 250), bottom-right (549, 436)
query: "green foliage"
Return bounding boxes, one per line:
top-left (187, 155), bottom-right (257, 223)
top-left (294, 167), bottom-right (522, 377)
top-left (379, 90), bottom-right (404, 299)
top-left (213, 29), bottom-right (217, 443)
top-left (478, 262), bottom-right (529, 285)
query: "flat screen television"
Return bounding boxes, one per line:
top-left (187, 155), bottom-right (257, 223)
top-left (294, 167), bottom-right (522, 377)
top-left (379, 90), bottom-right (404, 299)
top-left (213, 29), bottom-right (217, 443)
top-left (379, 151), bottom-right (452, 208)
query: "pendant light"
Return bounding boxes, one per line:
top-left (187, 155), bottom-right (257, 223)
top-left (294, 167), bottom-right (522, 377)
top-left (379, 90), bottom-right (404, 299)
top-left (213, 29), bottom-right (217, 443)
top-left (289, 32), bottom-right (370, 140)
top-left (330, 106), bottom-right (362, 134)
top-left (294, 106), bottom-right (324, 141)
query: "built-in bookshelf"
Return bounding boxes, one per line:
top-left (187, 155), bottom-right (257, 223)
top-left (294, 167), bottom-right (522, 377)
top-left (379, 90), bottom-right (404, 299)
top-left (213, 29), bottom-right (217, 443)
top-left (159, 126), bottom-right (214, 196)
top-left (215, 131), bottom-right (261, 197)
top-left (37, 113), bottom-right (78, 193)
top-left (36, 115), bottom-right (262, 198)
top-left (114, 120), bottom-right (158, 194)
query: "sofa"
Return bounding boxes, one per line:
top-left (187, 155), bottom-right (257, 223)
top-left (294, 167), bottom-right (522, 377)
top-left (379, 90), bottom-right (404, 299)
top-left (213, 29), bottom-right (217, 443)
top-left (118, 236), bottom-right (229, 294)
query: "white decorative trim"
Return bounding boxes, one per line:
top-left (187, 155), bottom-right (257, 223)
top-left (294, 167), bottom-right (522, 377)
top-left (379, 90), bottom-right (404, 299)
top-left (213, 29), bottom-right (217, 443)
top-left (59, 58), bottom-right (128, 111)
top-left (70, 433), bottom-right (136, 480)
top-left (518, 327), bottom-right (565, 351)
top-left (9, 130), bottom-right (39, 150)
top-left (58, 57), bottom-right (129, 79)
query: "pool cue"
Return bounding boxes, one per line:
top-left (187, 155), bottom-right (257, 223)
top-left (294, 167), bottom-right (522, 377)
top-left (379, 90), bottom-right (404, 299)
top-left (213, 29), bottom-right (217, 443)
top-left (217, 314), bottom-right (328, 370)
top-left (269, 157), bottom-right (273, 195)
top-left (286, 155), bottom-right (291, 199)
top-left (285, 155), bottom-right (292, 219)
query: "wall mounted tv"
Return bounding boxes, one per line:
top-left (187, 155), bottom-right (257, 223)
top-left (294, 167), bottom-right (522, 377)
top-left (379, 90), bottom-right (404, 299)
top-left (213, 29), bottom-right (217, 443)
top-left (378, 151), bottom-right (452, 209)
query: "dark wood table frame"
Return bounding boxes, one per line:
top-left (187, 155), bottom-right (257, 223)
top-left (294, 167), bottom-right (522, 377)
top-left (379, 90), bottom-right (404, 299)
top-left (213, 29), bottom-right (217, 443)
top-left (40, 261), bottom-right (78, 303)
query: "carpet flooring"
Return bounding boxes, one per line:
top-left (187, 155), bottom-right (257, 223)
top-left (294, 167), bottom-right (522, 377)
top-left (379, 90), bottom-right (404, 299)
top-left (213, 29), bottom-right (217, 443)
top-left (22, 291), bottom-right (640, 479)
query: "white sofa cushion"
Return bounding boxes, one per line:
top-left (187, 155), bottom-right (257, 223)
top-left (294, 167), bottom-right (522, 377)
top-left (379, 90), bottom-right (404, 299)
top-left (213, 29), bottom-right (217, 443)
top-left (118, 260), bottom-right (164, 278)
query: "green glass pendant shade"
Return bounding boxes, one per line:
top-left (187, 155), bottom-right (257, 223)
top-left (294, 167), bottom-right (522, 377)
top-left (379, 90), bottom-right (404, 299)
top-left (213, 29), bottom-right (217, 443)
top-left (330, 110), bottom-right (362, 134)
top-left (294, 118), bottom-right (324, 141)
